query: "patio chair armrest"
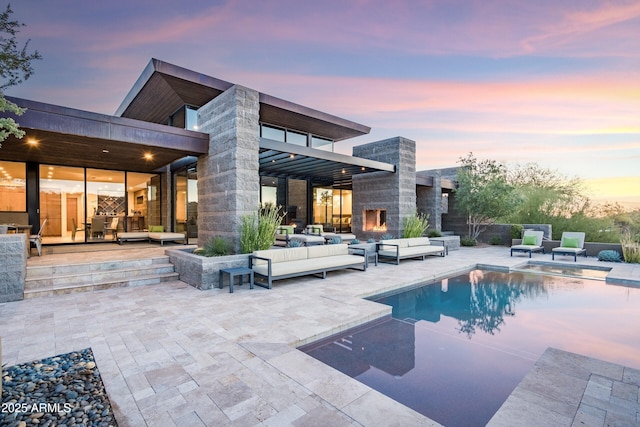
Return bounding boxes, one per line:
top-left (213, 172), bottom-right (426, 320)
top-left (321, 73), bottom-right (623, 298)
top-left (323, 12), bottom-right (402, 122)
top-left (249, 255), bottom-right (273, 277)
top-left (349, 247), bottom-right (366, 256)
top-left (376, 242), bottom-right (399, 253)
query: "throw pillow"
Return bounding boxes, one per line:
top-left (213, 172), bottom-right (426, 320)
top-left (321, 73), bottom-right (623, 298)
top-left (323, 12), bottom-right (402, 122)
top-left (563, 237), bottom-right (580, 248)
top-left (522, 235), bottom-right (537, 245)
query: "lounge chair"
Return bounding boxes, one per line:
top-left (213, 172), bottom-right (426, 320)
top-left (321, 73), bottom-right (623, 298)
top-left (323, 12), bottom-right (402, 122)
top-left (552, 232), bottom-right (587, 261)
top-left (510, 230), bottom-right (545, 258)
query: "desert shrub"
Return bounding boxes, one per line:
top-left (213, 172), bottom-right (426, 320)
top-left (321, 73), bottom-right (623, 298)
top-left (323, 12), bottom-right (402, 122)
top-left (460, 237), bottom-right (477, 246)
top-left (621, 233), bottom-right (640, 264)
top-left (403, 212), bottom-right (430, 238)
top-left (196, 236), bottom-right (233, 256)
top-left (328, 236), bottom-right (342, 244)
top-left (288, 239), bottom-right (304, 248)
top-left (509, 224), bottom-right (524, 239)
top-left (380, 233), bottom-right (395, 240)
top-left (427, 230), bottom-right (442, 238)
top-left (240, 204), bottom-right (285, 253)
top-left (489, 236), bottom-right (502, 245)
top-left (597, 250), bottom-right (622, 263)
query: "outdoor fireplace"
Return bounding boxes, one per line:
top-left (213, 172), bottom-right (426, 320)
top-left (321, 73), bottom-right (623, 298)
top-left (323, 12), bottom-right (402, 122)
top-left (363, 209), bottom-right (387, 232)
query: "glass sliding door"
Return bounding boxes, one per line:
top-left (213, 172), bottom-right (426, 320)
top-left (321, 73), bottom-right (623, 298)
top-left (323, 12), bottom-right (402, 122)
top-left (87, 169), bottom-right (124, 241)
top-left (312, 185), bottom-right (352, 233)
top-left (174, 166), bottom-right (197, 238)
top-left (127, 172), bottom-right (156, 232)
top-left (312, 186), bottom-right (333, 230)
top-left (39, 165), bottom-right (85, 243)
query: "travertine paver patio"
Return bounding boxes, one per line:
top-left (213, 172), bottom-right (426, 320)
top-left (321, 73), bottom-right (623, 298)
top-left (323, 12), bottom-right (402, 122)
top-left (1, 246), bottom-right (639, 426)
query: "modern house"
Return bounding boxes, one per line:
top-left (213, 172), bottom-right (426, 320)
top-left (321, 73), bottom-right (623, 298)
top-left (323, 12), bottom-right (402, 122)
top-left (0, 59), bottom-right (454, 250)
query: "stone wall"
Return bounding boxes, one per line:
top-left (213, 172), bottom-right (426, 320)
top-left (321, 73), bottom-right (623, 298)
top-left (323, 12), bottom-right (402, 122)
top-left (197, 85), bottom-right (260, 252)
top-left (0, 234), bottom-right (27, 302)
top-left (167, 248), bottom-right (249, 290)
top-left (416, 167), bottom-right (459, 233)
top-left (352, 137), bottom-right (416, 240)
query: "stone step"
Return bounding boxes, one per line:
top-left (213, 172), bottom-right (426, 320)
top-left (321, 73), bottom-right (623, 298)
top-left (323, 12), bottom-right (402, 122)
top-left (26, 256), bottom-right (171, 279)
top-left (24, 255), bottom-right (179, 299)
top-left (23, 272), bottom-right (179, 299)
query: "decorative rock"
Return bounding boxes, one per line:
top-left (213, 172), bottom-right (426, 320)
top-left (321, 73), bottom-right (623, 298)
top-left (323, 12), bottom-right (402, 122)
top-left (0, 348), bottom-right (116, 427)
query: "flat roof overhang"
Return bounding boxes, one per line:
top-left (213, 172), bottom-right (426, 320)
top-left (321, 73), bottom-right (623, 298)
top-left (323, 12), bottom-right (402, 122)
top-left (259, 138), bottom-right (395, 185)
top-left (416, 174), bottom-right (456, 190)
top-left (2, 97), bottom-right (209, 173)
top-left (116, 58), bottom-right (370, 141)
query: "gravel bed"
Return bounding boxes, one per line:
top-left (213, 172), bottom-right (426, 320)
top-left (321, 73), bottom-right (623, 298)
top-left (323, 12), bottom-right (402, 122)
top-left (1, 348), bottom-right (117, 427)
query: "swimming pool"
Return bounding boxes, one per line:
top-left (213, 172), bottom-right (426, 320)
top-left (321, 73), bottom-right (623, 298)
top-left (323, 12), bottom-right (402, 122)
top-left (300, 269), bottom-right (640, 427)
top-left (514, 262), bottom-right (611, 279)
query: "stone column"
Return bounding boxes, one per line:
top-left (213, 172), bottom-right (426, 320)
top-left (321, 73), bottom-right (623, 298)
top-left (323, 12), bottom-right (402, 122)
top-left (417, 171), bottom-right (442, 232)
top-left (352, 137), bottom-right (416, 240)
top-left (197, 85), bottom-right (260, 252)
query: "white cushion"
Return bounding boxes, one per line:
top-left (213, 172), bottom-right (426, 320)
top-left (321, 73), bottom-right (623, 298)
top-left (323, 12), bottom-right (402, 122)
top-left (307, 244), bottom-right (349, 259)
top-left (552, 247), bottom-right (584, 254)
top-left (148, 232), bottom-right (185, 241)
top-left (379, 245), bottom-right (443, 258)
top-left (511, 244), bottom-right (541, 250)
top-left (407, 237), bottom-right (431, 247)
top-left (289, 235), bottom-right (324, 244)
top-left (379, 239), bottom-right (408, 251)
top-left (253, 247), bottom-right (308, 265)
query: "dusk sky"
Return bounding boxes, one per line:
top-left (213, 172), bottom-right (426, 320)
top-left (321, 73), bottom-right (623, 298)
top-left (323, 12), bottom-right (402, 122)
top-left (7, 0), bottom-right (640, 209)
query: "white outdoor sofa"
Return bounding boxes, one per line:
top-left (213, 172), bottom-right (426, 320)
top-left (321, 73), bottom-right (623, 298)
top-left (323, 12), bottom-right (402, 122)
top-left (116, 226), bottom-right (187, 246)
top-left (250, 243), bottom-right (367, 288)
top-left (377, 237), bottom-right (446, 264)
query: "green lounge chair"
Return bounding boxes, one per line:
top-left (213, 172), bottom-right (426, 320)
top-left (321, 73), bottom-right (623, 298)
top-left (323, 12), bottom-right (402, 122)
top-left (552, 232), bottom-right (587, 261)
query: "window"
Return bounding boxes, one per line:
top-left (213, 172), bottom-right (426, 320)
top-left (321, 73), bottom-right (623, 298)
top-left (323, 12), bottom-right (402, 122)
top-left (186, 106), bottom-right (198, 131)
top-left (0, 161), bottom-right (26, 211)
top-left (311, 136), bottom-right (333, 152)
top-left (287, 130), bottom-right (307, 146)
top-left (261, 125), bottom-right (285, 142)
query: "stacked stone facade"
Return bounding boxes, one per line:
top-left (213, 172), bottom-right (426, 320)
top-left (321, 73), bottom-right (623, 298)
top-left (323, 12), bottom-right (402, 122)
top-left (0, 234), bottom-right (27, 303)
top-left (352, 137), bottom-right (416, 240)
top-left (197, 85), bottom-right (260, 252)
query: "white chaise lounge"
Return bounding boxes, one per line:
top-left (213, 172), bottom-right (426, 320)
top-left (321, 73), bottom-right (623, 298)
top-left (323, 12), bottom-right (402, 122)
top-left (116, 225), bottom-right (187, 246)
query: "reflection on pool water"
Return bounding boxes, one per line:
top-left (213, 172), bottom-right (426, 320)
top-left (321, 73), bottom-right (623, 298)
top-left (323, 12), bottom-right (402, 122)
top-left (515, 262), bottom-right (611, 279)
top-left (300, 269), bottom-right (640, 427)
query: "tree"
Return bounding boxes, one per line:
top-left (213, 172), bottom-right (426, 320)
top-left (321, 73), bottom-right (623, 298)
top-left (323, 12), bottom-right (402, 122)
top-left (506, 163), bottom-right (588, 223)
top-left (0, 4), bottom-right (41, 148)
top-left (454, 153), bottom-right (521, 241)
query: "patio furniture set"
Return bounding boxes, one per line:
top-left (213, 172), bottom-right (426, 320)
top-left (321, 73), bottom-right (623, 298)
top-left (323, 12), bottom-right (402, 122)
top-left (243, 235), bottom-right (446, 290)
top-left (511, 231), bottom-right (588, 261)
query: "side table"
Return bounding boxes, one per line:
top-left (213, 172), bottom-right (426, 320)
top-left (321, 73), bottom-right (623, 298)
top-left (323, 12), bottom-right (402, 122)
top-left (219, 267), bottom-right (254, 293)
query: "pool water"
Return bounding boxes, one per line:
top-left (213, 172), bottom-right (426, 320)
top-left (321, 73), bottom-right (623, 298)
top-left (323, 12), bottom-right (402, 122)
top-left (301, 269), bottom-right (640, 427)
top-left (515, 263), bottom-right (610, 279)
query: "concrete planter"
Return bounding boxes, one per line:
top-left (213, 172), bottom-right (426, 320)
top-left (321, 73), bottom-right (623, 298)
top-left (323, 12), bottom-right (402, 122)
top-left (166, 248), bottom-right (250, 290)
top-left (511, 239), bottom-right (623, 258)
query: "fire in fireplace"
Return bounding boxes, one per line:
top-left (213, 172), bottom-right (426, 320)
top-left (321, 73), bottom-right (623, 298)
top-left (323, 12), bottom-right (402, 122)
top-left (363, 209), bottom-right (387, 232)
